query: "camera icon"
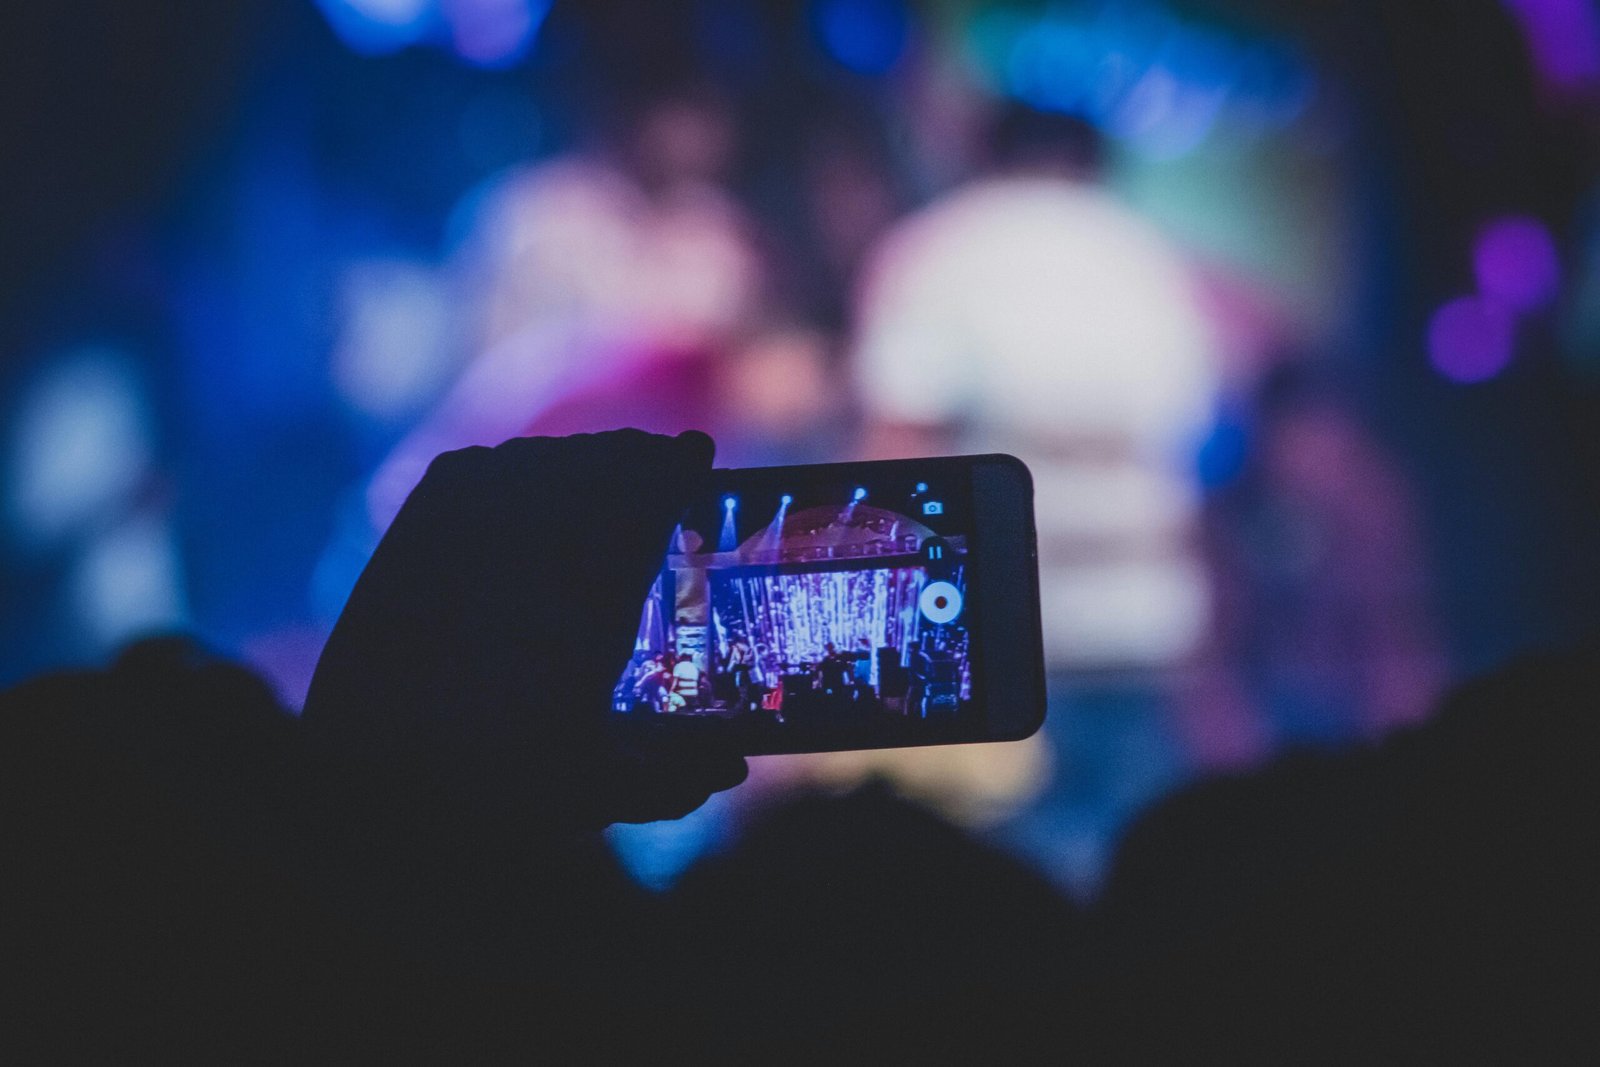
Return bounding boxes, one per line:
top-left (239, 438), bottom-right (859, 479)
top-left (922, 501), bottom-right (944, 516)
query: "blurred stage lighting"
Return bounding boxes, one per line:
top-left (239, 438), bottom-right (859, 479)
top-left (1429, 295), bottom-right (1517, 384)
top-left (980, 2), bottom-right (1311, 161)
top-left (448, 0), bottom-right (551, 69)
top-left (1474, 215), bottom-right (1562, 313)
top-left (7, 349), bottom-right (153, 546)
top-left (315, 0), bottom-right (432, 55)
top-left (72, 516), bottom-right (189, 653)
top-left (1503, 0), bottom-right (1600, 91)
top-left (316, 0), bottom-right (550, 66)
top-left (812, 0), bottom-right (910, 76)
top-left (331, 258), bottom-right (453, 419)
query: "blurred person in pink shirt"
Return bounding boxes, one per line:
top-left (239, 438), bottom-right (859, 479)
top-left (366, 82), bottom-right (767, 528)
top-left (850, 104), bottom-right (1223, 893)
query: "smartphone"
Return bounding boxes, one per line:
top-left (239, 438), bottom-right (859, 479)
top-left (612, 454), bottom-right (1045, 755)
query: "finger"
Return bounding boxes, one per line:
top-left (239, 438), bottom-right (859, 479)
top-left (605, 751), bottom-right (749, 824)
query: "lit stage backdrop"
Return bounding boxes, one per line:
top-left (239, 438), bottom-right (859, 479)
top-left (711, 564), bottom-right (969, 696)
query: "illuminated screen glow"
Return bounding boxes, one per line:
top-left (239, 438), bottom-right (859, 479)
top-left (613, 475), bottom-right (976, 734)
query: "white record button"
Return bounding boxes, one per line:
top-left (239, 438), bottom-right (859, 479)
top-left (919, 580), bottom-right (963, 624)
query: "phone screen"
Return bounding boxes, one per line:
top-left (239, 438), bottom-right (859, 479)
top-left (612, 461), bottom-right (990, 751)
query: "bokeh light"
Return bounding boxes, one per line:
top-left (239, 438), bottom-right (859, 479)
top-left (1473, 215), bottom-right (1562, 313)
top-left (1502, 0), bottom-right (1600, 91)
top-left (812, 0), bottom-right (910, 76)
top-left (981, 2), bottom-right (1312, 161)
top-left (1428, 295), bottom-right (1518, 383)
top-left (314, 0), bottom-right (550, 66)
top-left (315, 0), bottom-right (433, 55)
top-left (446, 0), bottom-right (551, 69)
top-left (71, 517), bottom-right (189, 652)
top-left (6, 350), bottom-right (153, 546)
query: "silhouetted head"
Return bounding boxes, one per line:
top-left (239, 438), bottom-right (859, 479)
top-left (986, 102), bottom-right (1103, 181)
top-left (669, 783), bottom-right (1082, 1052)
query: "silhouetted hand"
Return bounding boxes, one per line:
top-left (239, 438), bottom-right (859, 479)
top-left (303, 429), bottom-right (746, 831)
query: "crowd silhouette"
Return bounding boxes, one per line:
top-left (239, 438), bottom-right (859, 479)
top-left (4, 429), bottom-right (1593, 1056)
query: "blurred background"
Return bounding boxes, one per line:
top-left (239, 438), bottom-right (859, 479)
top-left (3, 0), bottom-right (1598, 898)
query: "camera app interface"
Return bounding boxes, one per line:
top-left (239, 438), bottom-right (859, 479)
top-left (613, 472), bottom-right (976, 739)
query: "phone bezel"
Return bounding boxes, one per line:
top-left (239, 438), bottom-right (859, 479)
top-left (967, 453), bottom-right (1047, 745)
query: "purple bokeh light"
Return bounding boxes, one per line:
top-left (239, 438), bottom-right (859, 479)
top-left (1428, 296), bottom-right (1517, 384)
top-left (1502, 0), bottom-right (1600, 91)
top-left (447, 0), bottom-right (551, 68)
top-left (1474, 215), bottom-right (1562, 312)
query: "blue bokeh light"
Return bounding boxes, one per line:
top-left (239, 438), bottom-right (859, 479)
top-left (1195, 409), bottom-right (1252, 489)
top-left (986, 1), bottom-right (1312, 160)
top-left (812, 0), bottom-right (910, 76)
top-left (314, 0), bottom-right (433, 56)
top-left (314, 0), bottom-right (550, 67)
top-left (450, 0), bottom-right (552, 70)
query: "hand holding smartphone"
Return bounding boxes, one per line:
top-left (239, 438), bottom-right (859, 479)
top-left (612, 454), bottom-right (1045, 755)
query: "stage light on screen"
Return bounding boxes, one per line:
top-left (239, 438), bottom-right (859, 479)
top-left (719, 495), bottom-right (739, 551)
top-left (915, 482), bottom-right (928, 493)
top-left (781, 494), bottom-right (794, 505)
top-left (1474, 215), bottom-right (1562, 313)
top-left (853, 487), bottom-right (868, 501)
top-left (1428, 295), bottom-right (1517, 383)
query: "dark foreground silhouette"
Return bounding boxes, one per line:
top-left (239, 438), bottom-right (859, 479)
top-left (3, 431), bottom-right (1595, 1056)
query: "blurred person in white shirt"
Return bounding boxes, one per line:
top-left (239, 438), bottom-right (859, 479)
top-left (855, 105), bottom-right (1218, 670)
top-left (849, 104), bottom-right (1223, 893)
